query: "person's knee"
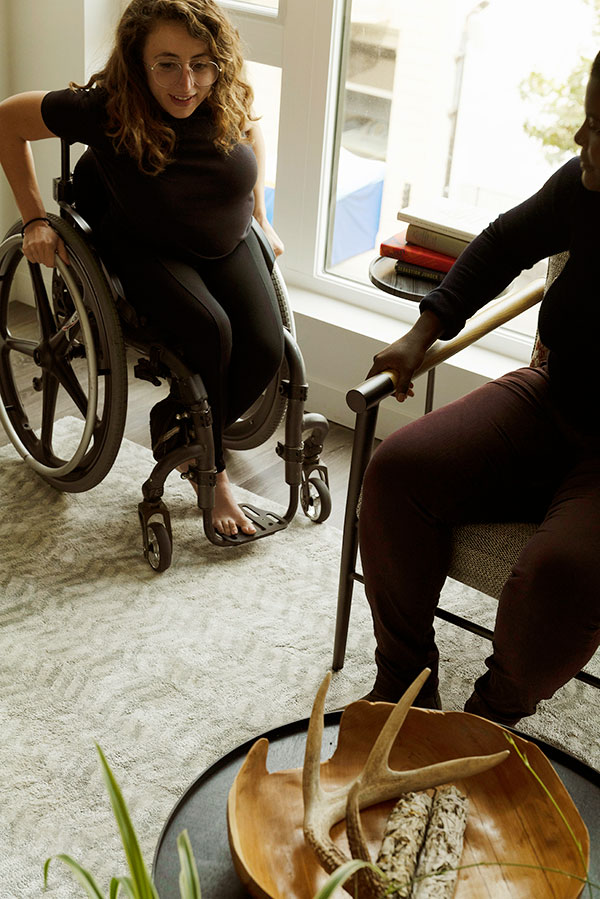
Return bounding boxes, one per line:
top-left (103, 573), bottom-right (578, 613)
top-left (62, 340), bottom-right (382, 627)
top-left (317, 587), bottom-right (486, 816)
top-left (364, 429), bottom-right (429, 496)
top-left (262, 328), bottom-right (284, 375)
top-left (361, 438), bottom-right (417, 521)
top-left (243, 324), bottom-right (283, 386)
top-left (519, 542), bottom-right (600, 627)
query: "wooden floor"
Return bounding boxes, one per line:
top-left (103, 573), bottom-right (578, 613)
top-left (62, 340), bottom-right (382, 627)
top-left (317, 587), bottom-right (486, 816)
top-left (1, 302), bottom-right (358, 531)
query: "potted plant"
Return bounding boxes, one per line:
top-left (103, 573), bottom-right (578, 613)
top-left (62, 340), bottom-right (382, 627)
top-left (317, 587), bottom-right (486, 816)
top-left (44, 745), bottom-right (201, 899)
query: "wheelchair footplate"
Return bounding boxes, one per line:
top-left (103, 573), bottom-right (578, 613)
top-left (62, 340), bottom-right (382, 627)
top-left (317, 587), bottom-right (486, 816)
top-left (204, 503), bottom-right (288, 546)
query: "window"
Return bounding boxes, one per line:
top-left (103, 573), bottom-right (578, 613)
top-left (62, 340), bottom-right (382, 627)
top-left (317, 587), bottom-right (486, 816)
top-left (228, 0), bottom-right (278, 11)
top-left (225, 0), bottom-right (596, 350)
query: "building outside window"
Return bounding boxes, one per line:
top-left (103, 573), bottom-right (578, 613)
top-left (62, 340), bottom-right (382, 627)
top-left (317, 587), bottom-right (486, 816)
top-left (226, 0), bottom-right (597, 351)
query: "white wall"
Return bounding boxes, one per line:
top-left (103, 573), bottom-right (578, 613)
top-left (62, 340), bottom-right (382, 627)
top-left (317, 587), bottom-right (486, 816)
top-left (5, 1), bottom-right (86, 221)
top-left (0, 1), bottom-right (14, 229)
top-left (84, 0), bottom-right (124, 78)
top-left (0, 0), bottom-right (122, 233)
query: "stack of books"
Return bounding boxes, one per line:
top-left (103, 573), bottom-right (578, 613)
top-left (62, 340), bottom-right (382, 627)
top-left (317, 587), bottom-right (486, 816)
top-left (380, 199), bottom-right (496, 284)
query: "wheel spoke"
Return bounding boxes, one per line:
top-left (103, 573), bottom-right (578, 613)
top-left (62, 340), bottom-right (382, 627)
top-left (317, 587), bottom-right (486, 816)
top-left (4, 336), bottom-right (37, 358)
top-left (54, 357), bottom-right (89, 418)
top-left (28, 262), bottom-right (56, 339)
top-left (40, 372), bottom-right (59, 456)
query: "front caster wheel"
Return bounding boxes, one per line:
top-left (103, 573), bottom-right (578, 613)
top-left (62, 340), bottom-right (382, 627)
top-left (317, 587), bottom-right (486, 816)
top-left (301, 476), bottom-right (331, 524)
top-left (146, 521), bottom-right (172, 572)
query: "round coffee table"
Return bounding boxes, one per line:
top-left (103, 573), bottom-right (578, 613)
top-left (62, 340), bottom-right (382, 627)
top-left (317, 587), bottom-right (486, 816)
top-left (152, 713), bottom-right (600, 898)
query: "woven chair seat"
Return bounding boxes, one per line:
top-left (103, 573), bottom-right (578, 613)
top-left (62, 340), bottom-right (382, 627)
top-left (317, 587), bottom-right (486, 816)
top-left (449, 521), bottom-right (539, 599)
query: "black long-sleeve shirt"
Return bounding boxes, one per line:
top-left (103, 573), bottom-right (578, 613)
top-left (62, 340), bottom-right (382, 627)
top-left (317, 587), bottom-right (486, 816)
top-left (420, 157), bottom-right (600, 430)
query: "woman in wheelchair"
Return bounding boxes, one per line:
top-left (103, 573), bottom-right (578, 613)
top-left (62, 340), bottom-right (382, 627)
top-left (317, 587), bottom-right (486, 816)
top-left (0, 0), bottom-right (285, 538)
top-left (358, 53), bottom-right (600, 725)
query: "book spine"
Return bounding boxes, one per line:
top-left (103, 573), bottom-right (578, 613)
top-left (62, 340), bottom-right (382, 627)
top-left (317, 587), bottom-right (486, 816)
top-left (394, 261), bottom-right (444, 283)
top-left (405, 224), bottom-right (469, 257)
top-left (394, 245), bottom-right (455, 273)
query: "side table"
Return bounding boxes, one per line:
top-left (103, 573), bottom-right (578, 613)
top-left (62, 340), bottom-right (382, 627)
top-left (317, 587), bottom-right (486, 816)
top-left (152, 713), bottom-right (600, 898)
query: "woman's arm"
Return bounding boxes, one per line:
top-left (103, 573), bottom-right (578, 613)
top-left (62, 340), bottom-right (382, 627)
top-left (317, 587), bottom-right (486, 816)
top-left (368, 161), bottom-right (579, 401)
top-left (247, 120), bottom-right (284, 257)
top-left (0, 91), bottom-right (68, 266)
top-left (367, 309), bottom-right (445, 402)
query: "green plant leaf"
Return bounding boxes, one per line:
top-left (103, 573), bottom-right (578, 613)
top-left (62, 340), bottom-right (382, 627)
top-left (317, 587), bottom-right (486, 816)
top-left (503, 733), bottom-right (592, 897)
top-left (177, 830), bottom-right (202, 898)
top-left (109, 875), bottom-right (137, 898)
top-left (96, 745), bottom-right (159, 899)
top-left (312, 859), bottom-right (387, 898)
top-left (43, 854), bottom-right (106, 898)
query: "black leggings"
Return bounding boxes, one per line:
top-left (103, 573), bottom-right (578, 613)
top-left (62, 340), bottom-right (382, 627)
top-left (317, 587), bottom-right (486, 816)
top-left (359, 365), bottom-right (600, 723)
top-left (107, 231), bottom-right (284, 470)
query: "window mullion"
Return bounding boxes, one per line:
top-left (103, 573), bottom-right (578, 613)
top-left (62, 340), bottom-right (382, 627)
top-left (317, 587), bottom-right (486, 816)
top-left (224, 8), bottom-right (284, 67)
top-left (273, 0), bottom-right (341, 278)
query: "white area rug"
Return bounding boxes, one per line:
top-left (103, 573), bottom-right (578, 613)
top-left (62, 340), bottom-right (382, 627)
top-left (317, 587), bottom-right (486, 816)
top-left (1, 417), bottom-right (598, 898)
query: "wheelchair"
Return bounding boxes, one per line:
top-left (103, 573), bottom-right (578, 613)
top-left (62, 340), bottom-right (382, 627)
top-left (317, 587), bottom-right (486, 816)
top-left (0, 140), bottom-right (331, 571)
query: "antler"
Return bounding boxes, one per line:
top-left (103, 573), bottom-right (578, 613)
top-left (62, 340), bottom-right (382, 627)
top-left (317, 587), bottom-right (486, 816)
top-left (302, 669), bottom-right (509, 897)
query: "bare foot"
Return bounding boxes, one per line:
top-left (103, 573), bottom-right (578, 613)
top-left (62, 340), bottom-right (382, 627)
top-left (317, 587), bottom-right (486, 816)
top-left (177, 464), bottom-right (256, 537)
top-left (212, 470), bottom-right (256, 536)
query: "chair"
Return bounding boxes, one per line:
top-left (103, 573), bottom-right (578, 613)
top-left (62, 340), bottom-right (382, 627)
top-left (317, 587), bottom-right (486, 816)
top-left (0, 140), bottom-right (331, 571)
top-left (332, 252), bottom-right (600, 691)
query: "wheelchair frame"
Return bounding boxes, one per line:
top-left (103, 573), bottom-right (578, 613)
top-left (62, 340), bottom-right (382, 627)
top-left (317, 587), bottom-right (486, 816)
top-left (0, 139), bottom-right (331, 571)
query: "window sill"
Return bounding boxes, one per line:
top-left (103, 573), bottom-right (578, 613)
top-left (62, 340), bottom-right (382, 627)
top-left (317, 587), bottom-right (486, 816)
top-left (287, 283), bottom-right (530, 438)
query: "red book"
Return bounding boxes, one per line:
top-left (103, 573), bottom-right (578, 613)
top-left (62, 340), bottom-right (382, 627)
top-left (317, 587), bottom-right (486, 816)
top-left (380, 228), bottom-right (458, 273)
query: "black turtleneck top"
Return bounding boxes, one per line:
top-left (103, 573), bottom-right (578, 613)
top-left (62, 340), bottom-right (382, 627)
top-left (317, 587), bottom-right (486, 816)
top-left (41, 86), bottom-right (257, 260)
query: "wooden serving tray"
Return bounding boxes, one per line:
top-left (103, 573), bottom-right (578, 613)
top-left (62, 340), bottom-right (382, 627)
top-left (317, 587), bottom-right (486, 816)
top-left (227, 702), bottom-right (589, 899)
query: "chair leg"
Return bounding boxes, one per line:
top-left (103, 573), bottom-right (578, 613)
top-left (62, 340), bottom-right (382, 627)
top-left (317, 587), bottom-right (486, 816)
top-left (333, 519), bottom-right (359, 671)
top-left (332, 407), bottom-right (379, 670)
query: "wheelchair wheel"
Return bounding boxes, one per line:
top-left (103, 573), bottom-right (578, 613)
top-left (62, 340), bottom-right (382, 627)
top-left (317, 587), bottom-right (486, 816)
top-left (223, 261), bottom-right (293, 451)
top-left (0, 214), bottom-right (128, 492)
top-left (146, 521), bottom-right (172, 572)
top-left (301, 476), bottom-right (332, 524)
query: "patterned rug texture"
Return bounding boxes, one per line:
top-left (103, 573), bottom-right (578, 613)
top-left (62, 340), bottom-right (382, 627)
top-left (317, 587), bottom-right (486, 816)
top-left (1, 416), bottom-right (598, 898)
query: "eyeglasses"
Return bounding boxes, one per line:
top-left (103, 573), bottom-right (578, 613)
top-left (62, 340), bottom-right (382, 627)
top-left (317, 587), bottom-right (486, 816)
top-left (147, 60), bottom-right (221, 89)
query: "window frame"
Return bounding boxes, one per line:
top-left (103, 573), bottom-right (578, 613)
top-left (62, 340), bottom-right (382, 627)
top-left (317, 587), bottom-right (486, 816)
top-left (222, 0), bottom-right (539, 362)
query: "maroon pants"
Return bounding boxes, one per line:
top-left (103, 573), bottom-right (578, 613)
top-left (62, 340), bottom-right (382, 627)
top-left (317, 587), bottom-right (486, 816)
top-left (359, 365), bottom-right (600, 724)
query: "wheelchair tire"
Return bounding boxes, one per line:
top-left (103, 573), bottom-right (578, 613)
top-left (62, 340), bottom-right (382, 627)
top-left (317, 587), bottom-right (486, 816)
top-left (0, 214), bottom-right (128, 492)
top-left (301, 476), bottom-right (332, 524)
top-left (223, 261), bottom-right (293, 451)
top-left (146, 521), bottom-right (172, 572)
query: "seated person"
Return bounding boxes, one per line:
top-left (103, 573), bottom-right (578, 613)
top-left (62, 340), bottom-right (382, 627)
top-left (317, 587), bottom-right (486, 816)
top-left (0, 0), bottom-right (284, 538)
top-left (359, 52), bottom-right (600, 725)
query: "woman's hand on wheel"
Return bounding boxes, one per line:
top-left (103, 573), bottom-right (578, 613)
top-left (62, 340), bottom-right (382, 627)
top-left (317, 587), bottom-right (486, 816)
top-left (22, 220), bottom-right (69, 268)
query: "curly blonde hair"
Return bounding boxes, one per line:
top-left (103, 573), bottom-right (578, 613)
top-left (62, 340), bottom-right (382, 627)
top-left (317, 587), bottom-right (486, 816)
top-left (74, 0), bottom-right (255, 175)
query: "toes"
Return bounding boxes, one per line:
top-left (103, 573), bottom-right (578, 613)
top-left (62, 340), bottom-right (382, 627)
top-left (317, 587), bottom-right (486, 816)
top-left (214, 516), bottom-right (255, 537)
top-left (214, 517), bottom-right (237, 537)
top-left (213, 518), bottom-right (232, 537)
